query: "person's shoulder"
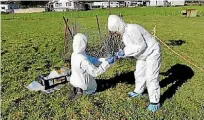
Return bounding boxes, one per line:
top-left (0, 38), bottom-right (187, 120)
top-left (126, 24), bottom-right (141, 32)
top-left (128, 23), bottom-right (142, 28)
top-left (127, 23), bottom-right (139, 26)
top-left (135, 24), bottom-right (145, 30)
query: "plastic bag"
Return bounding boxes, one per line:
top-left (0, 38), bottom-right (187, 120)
top-left (26, 81), bottom-right (45, 91)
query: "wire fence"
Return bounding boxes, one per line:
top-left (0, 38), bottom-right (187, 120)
top-left (61, 18), bottom-right (124, 63)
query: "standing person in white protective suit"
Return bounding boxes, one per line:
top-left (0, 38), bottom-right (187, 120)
top-left (70, 33), bottom-right (115, 96)
top-left (108, 15), bottom-right (161, 112)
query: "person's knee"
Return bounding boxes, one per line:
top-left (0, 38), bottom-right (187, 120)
top-left (134, 71), bottom-right (145, 78)
top-left (146, 76), bottom-right (159, 88)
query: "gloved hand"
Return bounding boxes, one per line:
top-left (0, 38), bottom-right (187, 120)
top-left (115, 49), bottom-right (125, 59)
top-left (147, 103), bottom-right (160, 112)
top-left (105, 56), bottom-right (115, 64)
top-left (85, 55), bottom-right (101, 65)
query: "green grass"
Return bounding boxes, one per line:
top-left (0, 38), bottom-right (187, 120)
top-left (1, 6), bottom-right (204, 119)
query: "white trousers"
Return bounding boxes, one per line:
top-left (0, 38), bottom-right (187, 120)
top-left (134, 50), bottom-right (161, 103)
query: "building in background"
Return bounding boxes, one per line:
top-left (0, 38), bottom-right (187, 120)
top-left (0, 1), bottom-right (19, 13)
top-left (168, 0), bottom-right (185, 6)
top-left (149, 0), bottom-right (185, 6)
top-left (48, 0), bottom-right (90, 11)
top-left (92, 2), bottom-right (120, 8)
top-left (2, 0), bottom-right (203, 13)
top-left (149, 0), bottom-right (167, 6)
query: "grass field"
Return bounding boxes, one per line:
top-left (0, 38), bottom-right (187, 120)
top-left (1, 6), bottom-right (204, 119)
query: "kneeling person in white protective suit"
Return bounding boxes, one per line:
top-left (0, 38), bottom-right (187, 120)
top-left (70, 33), bottom-right (115, 96)
top-left (108, 15), bottom-right (161, 112)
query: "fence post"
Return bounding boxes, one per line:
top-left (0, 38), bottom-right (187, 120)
top-left (96, 14), bottom-right (101, 41)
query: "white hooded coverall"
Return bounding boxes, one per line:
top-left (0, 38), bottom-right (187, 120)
top-left (108, 15), bottom-right (161, 103)
top-left (70, 33), bottom-right (110, 94)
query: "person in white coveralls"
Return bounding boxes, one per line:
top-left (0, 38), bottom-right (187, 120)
top-left (109, 15), bottom-right (162, 112)
top-left (69, 33), bottom-right (115, 96)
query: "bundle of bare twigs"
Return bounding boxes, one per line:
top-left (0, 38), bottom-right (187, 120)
top-left (86, 32), bottom-right (124, 58)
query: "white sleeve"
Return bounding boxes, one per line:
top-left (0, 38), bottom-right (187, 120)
top-left (81, 59), bottom-right (110, 77)
top-left (98, 58), bottom-right (106, 62)
top-left (123, 30), bottom-right (147, 57)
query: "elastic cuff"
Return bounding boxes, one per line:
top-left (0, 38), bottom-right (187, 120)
top-left (150, 102), bottom-right (160, 105)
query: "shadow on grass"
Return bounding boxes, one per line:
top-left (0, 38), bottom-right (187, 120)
top-left (166, 40), bottom-right (185, 46)
top-left (95, 63), bottom-right (194, 106)
top-left (96, 71), bottom-right (135, 92)
top-left (160, 64), bottom-right (194, 105)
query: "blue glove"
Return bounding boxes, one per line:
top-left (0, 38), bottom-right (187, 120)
top-left (115, 49), bottom-right (125, 59)
top-left (147, 103), bottom-right (160, 112)
top-left (85, 55), bottom-right (101, 65)
top-left (105, 56), bottom-right (115, 64)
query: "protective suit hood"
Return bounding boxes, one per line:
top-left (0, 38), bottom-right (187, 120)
top-left (108, 15), bottom-right (127, 34)
top-left (73, 33), bottom-right (87, 54)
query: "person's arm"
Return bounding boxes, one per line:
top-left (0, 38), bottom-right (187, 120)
top-left (81, 58), bottom-right (110, 77)
top-left (85, 55), bottom-right (102, 66)
top-left (123, 30), bottom-right (147, 57)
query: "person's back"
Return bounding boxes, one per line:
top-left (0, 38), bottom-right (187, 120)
top-left (70, 52), bottom-right (97, 94)
top-left (124, 24), bottom-right (160, 60)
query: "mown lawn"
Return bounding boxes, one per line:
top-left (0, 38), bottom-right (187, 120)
top-left (1, 6), bottom-right (204, 119)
